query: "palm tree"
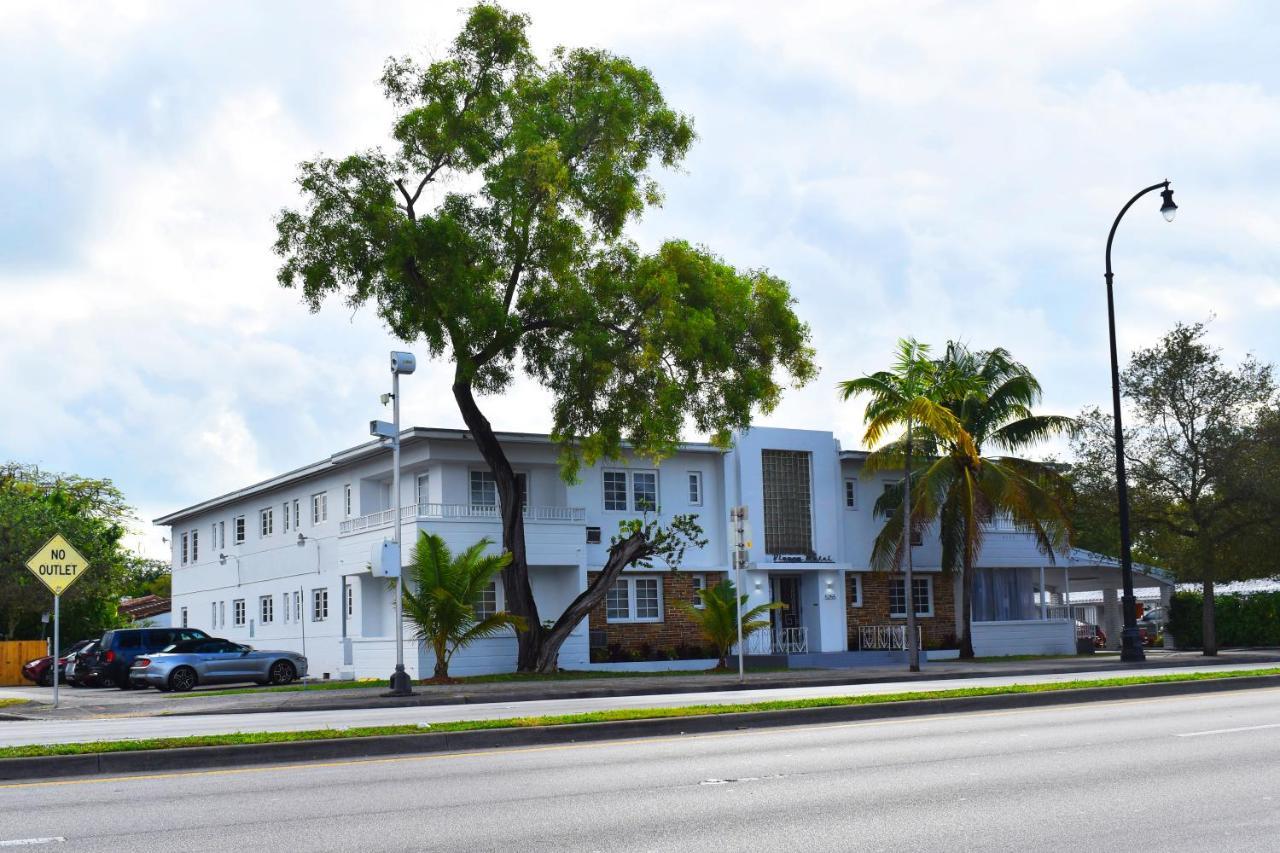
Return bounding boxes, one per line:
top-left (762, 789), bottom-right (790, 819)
top-left (839, 338), bottom-right (975, 671)
top-left (907, 343), bottom-right (1076, 658)
top-left (401, 532), bottom-right (526, 682)
top-left (677, 578), bottom-right (783, 669)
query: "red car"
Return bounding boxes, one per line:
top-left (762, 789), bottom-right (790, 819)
top-left (21, 640), bottom-right (93, 687)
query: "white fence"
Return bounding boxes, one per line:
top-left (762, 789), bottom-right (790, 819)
top-left (855, 625), bottom-right (924, 651)
top-left (741, 627), bottom-right (809, 655)
top-left (341, 503), bottom-right (586, 535)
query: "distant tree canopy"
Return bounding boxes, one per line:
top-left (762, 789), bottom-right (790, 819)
top-left (0, 462), bottom-right (145, 642)
top-left (1066, 322), bottom-right (1280, 654)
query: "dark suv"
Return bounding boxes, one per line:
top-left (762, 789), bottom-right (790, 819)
top-left (88, 627), bottom-right (209, 689)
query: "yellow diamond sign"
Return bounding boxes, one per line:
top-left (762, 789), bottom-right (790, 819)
top-left (25, 534), bottom-right (91, 595)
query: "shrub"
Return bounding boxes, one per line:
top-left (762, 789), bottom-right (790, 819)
top-left (1168, 589), bottom-right (1280, 649)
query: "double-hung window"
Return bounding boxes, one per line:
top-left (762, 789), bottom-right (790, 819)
top-left (233, 599), bottom-right (246, 626)
top-left (687, 472), bottom-right (703, 506)
top-left (474, 579), bottom-right (500, 620)
top-left (260, 507), bottom-right (273, 538)
top-left (233, 515), bottom-right (246, 545)
top-left (260, 595), bottom-right (273, 624)
top-left (292, 499), bottom-right (300, 530)
top-left (605, 576), bottom-right (662, 623)
top-left (690, 574), bottom-right (707, 609)
top-left (603, 470), bottom-right (659, 512)
top-left (889, 576), bottom-right (933, 618)
top-left (469, 471), bottom-right (527, 512)
top-left (312, 492), bottom-right (327, 525)
top-left (312, 588), bottom-right (328, 621)
top-left (416, 473), bottom-right (430, 507)
top-left (844, 478), bottom-right (858, 510)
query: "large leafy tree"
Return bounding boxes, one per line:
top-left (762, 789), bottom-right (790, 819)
top-left (0, 463), bottom-right (136, 642)
top-left (904, 344), bottom-right (1075, 659)
top-left (839, 338), bottom-right (973, 671)
top-left (1069, 323), bottom-right (1278, 655)
top-left (275, 4), bottom-right (814, 672)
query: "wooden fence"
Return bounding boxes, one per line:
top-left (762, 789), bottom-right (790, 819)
top-left (0, 640), bottom-right (48, 686)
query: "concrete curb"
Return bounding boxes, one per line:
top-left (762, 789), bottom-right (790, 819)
top-left (3, 673), bottom-right (1278, 783)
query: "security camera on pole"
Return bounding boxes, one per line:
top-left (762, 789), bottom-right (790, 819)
top-left (371, 350), bottom-right (416, 696)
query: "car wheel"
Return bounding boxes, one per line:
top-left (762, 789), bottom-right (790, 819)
top-left (268, 660), bottom-right (297, 686)
top-left (168, 667), bottom-right (198, 693)
top-left (38, 670), bottom-right (54, 687)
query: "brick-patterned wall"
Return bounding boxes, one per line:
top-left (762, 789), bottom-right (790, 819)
top-left (848, 572), bottom-right (957, 649)
top-left (589, 571), bottom-right (726, 653)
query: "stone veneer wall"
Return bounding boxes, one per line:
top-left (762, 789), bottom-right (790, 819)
top-left (588, 571), bottom-right (726, 652)
top-left (847, 571), bottom-right (958, 649)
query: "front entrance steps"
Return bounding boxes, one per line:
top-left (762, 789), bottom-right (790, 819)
top-left (744, 650), bottom-right (917, 670)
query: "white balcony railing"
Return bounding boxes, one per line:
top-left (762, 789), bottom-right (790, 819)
top-left (340, 502), bottom-right (586, 535)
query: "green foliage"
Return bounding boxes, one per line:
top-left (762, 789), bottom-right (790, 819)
top-left (0, 462), bottom-right (137, 641)
top-left (400, 532), bottom-right (525, 680)
top-left (274, 3), bottom-right (813, 476)
top-left (1167, 590), bottom-right (1280, 649)
top-left (676, 578), bottom-right (782, 668)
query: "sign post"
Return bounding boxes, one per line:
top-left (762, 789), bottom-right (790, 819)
top-left (729, 506), bottom-right (751, 684)
top-left (25, 534), bottom-right (90, 710)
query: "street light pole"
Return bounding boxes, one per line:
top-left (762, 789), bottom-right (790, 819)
top-left (387, 351), bottom-right (416, 695)
top-left (1104, 180), bottom-right (1177, 664)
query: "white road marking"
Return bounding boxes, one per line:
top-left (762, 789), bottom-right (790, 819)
top-left (1176, 722), bottom-right (1280, 738)
top-left (0, 839), bottom-right (65, 847)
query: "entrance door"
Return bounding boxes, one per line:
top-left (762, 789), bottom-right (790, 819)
top-left (771, 575), bottom-right (803, 633)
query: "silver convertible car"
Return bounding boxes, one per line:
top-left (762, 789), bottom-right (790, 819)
top-left (129, 637), bottom-right (308, 692)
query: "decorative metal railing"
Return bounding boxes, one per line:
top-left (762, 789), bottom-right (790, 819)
top-left (340, 503), bottom-right (586, 535)
top-left (741, 626), bottom-right (809, 655)
top-left (855, 624), bottom-right (924, 651)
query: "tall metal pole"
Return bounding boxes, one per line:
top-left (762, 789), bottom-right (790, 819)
top-left (732, 506), bottom-right (746, 684)
top-left (390, 367), bottom-right (409, 691)
top-left (1104, 179), bottom-right (1174, 664)
top-left (903, 418), bottom-right (919, 672)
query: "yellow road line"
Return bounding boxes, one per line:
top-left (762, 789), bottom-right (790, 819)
top-left (4, 685), bottom-right (1277, 791)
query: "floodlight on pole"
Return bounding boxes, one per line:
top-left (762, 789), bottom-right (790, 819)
top-left (386, 351), bottom-right (416, 696)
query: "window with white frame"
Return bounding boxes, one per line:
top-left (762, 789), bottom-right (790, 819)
top-left (292, 499), bottom-right (300, 530)
top-left (217, 520), bottom-right (225, 549)
top-left (190, 530), bottom-right (198, 562)
top-left (345, 583), bottom-right (354, 618)
top-left (233, 599), bottom-right (246, 626)
top-left (687, 472), bottom-right (703, 506)
top-left (260, 507), bottom-right (273, 538)
top-left (283, 501), bottom-right (291, 532)
top-left (848, 573), bottom-right (863, 607)
top-left (603, 469), bottom-right (658, 512)
top-left (233, 515), bottom-right (246, 544)
top-left (469, 470), bottom-right (527, 511)
top-left (294, 590), bottom-right (302, 623)
top-left (180, 532), bottom-right (188, 566)
top-left (605, 576), bottom-right (662, 622)
top-left (219, 601), bottom-right (226, 627)
top-left (691, 573), bottom-right (707, 608)
top-left (344, 484), bottom-right (352, 518)
top-left (211, 602), bottom-right (217, 628)
top-left (312, 588), bottom-right (328, 621)
top-left (180, 607), bottom-right (188, 628)
top-left (474, 579), bottom-right (500, 620)
top-left (889, 576), bottom-right (933, 618)
top-left (416, 473), bottom-right (430, 506)
top-left (260, 595), bottom-right (273, 624)
top-left (844, 478), bottom-right (858, 510)
top-left (312, 492), bottom-right (327, 525)
top-left (282, 591), bottom-right (291, 624)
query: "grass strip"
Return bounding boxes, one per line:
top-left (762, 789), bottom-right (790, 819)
top-left (6, 666), bottom-right (1278, 761)
top-left (0, 699), bottom-right (29, 710)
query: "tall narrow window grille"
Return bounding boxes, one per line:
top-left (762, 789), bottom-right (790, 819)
top-left (761, 450), bottom-right (814, 557)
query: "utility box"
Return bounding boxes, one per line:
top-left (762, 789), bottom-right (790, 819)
top-left (371, 541), bottom-right (401, 578)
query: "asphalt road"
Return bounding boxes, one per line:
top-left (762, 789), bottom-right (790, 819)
top-left (1, 660), bottom-right (1278, 748)
top-left (1, 686), bottom-right (1277, 851)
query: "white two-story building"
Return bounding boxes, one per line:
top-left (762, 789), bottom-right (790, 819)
top-left (155, 425), bottom-right (1172, 679)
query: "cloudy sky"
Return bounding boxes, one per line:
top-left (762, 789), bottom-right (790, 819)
top-left (3, 1), bottom-right (1278, 556)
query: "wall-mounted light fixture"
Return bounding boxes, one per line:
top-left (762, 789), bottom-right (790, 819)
top-left (297, 533), bottom-right (307, 547)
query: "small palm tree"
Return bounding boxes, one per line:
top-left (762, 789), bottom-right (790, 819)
top-left (401, 532), bottom-right (526, 682)
top-left (677, 578), bottom-right (783, 669)
top-left (839, 338), bottom-right (976, 671)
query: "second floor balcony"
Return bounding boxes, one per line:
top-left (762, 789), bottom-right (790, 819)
top-left (339, 502), bottom-right (587, 536)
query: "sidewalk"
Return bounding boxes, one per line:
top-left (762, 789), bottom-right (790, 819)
top-left (4, 648), bottom-right (1278, 722)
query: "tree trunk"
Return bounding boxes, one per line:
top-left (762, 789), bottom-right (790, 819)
top-left (904, 419), bottom-right (920, 672)
top-left (958, 545), bottom-right (976, 659)
top-left (1202, 578), bottom-right (1217, 656)
top-left (532, 533), bottom-right (653, 673)
top-left (452, 379), bottom-right (543, 671)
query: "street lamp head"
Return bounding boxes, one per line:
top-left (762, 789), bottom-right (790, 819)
top-left (390, 351), bottom-right (416, 375)
top-left (1160, 186), bottom-right (1177, 222)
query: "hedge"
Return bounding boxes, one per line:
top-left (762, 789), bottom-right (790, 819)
top-left (1167, 589), bottom-right (1280, 648)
